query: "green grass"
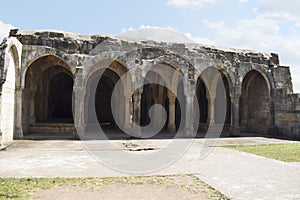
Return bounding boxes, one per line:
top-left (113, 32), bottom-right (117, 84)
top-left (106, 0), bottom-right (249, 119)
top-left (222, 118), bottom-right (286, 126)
top-left (0, 175), bottom-right (229, 200)
top-left (225, 143), bottom-right (300, 162)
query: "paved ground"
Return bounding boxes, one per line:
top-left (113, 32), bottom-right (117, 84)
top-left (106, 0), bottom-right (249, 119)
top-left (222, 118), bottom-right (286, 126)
top-left (0, 136), bottom-right (299, 200)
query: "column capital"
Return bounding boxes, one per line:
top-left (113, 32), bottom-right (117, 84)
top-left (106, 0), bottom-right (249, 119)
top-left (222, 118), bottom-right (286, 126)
top-left (207, 93), bottom-right (216, 101)
top-left (73, 86), bottom-right (85, 93)
top-left (230, 95), bottom-right (241, 103)
top-left (168, 93), bottom-right (176, 105)
top-left (167, 90), bottom-right (176, 99)
top-left (133, 88), bottom-right (143, 95)
top-left (230, 86), bottom-right (242, 98)
top-left (15, 86), bottom-right (24, 91)
top-left (183, 79), bottom-right (196, 96)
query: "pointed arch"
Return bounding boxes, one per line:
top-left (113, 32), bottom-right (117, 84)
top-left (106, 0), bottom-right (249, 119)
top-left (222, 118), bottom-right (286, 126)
top-left (141, 61), bottom-right (185, 134)
top-left (84, 59), bottom-right (131, 135)
top-left (196, 66), bottom-right (231, 133)
top-left (22, 54), bottom-right (74, 135)
top-left (240, 70), bottom-right (271, 133)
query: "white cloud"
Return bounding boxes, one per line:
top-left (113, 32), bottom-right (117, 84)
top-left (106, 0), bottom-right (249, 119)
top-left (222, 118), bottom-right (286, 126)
top-left (255, 0), bottom-right (300, 24)
top-left (118, 25), bottom-right (194, 43)
top-left (0, 21), bottom-right (14, 42)
top-left (239, 0), bottom-right (248, 3)
top-left (166, 0), bottom-right (217, 8)
top-left (200, 16), bottom-right (300, 92)
top-left (184, 32), bottom-right (213, 44)
top-left (119, 17), bottom-right (300, 92)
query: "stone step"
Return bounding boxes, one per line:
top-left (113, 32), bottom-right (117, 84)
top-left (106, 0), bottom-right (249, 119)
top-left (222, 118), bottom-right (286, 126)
top-left (29, 123), bottom-right (76, 134)
top-left (198, 123), bottom-right (231, 133)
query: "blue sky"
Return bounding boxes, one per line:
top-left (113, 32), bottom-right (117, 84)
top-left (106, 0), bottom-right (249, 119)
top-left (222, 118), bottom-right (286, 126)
top-left (0, 0), bottom-right (256, 36)
top-left (0, 0), bottom-right (299, 91)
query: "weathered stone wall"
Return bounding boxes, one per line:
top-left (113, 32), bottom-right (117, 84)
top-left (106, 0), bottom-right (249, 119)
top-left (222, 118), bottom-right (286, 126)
top-left (0, 29), bottom-right (299, 142)
top-left (274, 87), bottom-right (300, 138)
top-left (0, 36), bottom-right (22, 145)
top-left (1, 49), bottom-right (16, 144)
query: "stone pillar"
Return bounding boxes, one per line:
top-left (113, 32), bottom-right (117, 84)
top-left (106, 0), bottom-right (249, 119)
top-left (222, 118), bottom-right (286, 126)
top-left (112, 92), bottom-right (120, 127)
top-left (207, 93), bottom-right (216, 125)
top-left (168, 92), bottom-right (176, 133)
top-left (73, 87), bottom-right (85, 138)
top-left (183, 79), bottom-right (196, 137)
top-left (29, 88), bottom-right (36, 124)
top-left (14, 86), bottom-right (24, 139)
top-left (230, 95), bottom-right (241, 136)
top-left (184, 94), bottom-right (195, 137)
top-left (122, 92), bottom-right (132, 130)
top-left (132, 89), bottom-right (143, 126)
top-left (152, 98), bottom-right (164, 130)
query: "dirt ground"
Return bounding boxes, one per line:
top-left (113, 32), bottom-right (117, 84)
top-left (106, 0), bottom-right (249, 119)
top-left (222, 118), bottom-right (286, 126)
top-left (34, 176), bottom-right (221, 200)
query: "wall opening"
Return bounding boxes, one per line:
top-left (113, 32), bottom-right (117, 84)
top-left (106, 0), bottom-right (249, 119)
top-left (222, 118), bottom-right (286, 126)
top-left (86, 68), bottom-right (124, 129)
top-left (22, 55), bottom-right (74, 136)
top-left (196, 77), bottom-right (208, 132)
top-left (141, 68), bottom-right (183, 133)
top-left (196, 68), bottom-right (231, 133)
top-left (240, 70), bottom-right (270, 133)
top-left (48, 73), bottom-right (73, 122)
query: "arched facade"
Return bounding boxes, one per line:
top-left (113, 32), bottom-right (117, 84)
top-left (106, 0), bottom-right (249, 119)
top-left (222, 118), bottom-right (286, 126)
top-left (0, 30), bottom-right (299, 143)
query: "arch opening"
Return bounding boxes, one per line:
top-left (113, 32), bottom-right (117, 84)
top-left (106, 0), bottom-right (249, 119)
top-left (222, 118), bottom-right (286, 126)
top-left (196, 78), bottom-right (208, 126)
top-left (86, 68), bottom-right (122, 127)
top-left (84, 59), bottom-right (131, 137)
top-left (215, 76), bottom-right (231, 125)
top-left (22, 55), bottom-right (74, 137)
top-left (196, 68), bottom-right (231, 134)
top-left (240, 70), bottom-right (270, 133)
top-left (47, 73), bottom-right (73, 122)
top-left (141, 64), bottom-right (184, 135)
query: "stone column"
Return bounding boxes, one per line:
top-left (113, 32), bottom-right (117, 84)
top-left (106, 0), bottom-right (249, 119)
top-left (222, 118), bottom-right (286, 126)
top-left (29, 88), bottom-right (36, 124)
top-left (183, 79), bottom-right (196, 137)
top-left (184, 94), bottom-right (195, 137)
top-left (73, 87), bottom-right (85, 138)
top-left (14, 86), bottom-right (24, 139)
top-left (168, 92), bottom-right (176, 133)
top-left (230, 95), bottom-right (241, 136)
top-left (152, 97), bottom-right (164, 130)
top-left (207, 94), bottom-right (216, 125)
top-left (132, 89), bottom-right (143, 126)
top-left (112, 92), bottom-right (120, 127)
top-left (122, 92), bottom-right (131, 131)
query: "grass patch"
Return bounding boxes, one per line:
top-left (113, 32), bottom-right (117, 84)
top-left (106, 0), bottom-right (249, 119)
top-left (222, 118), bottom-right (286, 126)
top-left (225, 143), bottom-right (300, 162)
top-left (0, 175), bottom-right (229, 200)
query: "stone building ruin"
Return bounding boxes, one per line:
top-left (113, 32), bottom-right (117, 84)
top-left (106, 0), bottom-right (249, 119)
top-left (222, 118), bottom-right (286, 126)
top-left (0, 29), bottom-right (299, 144)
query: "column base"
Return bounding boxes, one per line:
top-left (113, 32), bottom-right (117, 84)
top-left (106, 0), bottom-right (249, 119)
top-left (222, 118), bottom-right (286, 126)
top-left (184, 127), bottom-right (196, 138)
top-left (13, 128), bottom-right (23, 139)
top-left (229, 127), bottom-right (240, 137)
top-left (168, 125), bottom-right (176, 133)
top-left (74, 124), bottom-right (86, 139)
